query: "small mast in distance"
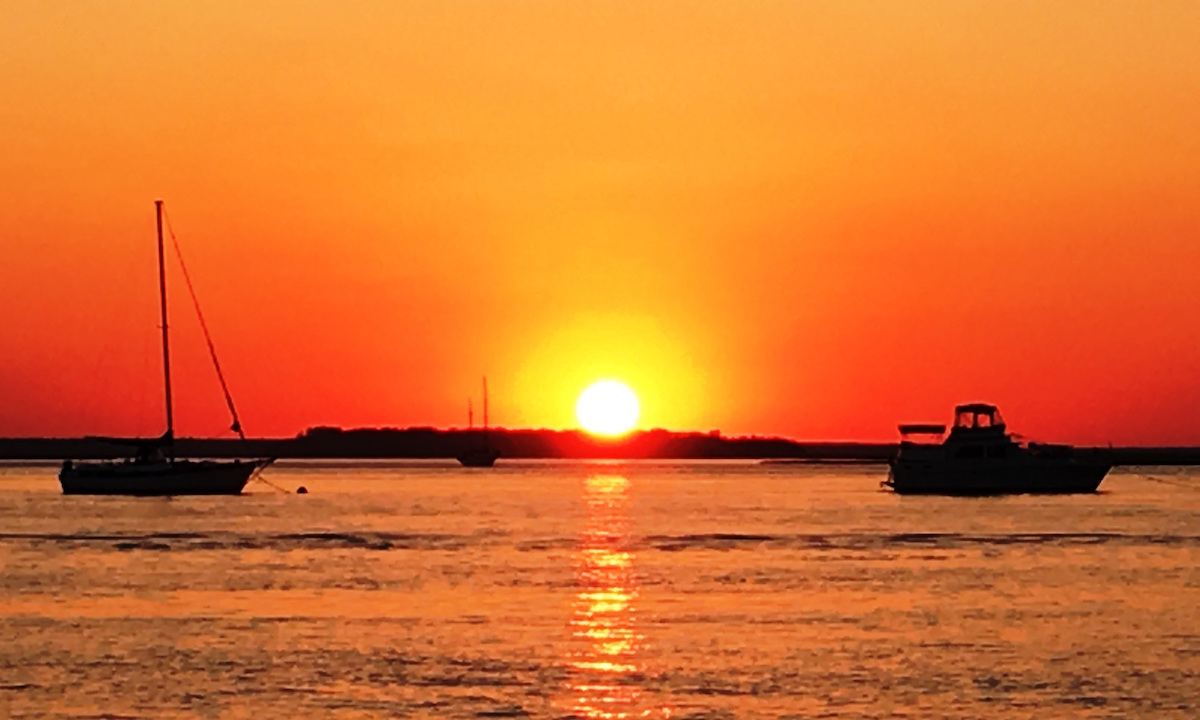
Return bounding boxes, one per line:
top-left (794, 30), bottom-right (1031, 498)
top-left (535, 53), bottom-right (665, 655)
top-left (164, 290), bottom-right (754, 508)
top-left (457, 375), bottom-right (501, 468)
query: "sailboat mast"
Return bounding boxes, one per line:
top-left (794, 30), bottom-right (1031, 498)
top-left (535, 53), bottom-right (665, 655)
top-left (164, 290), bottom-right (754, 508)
top-left (482, 376), bottom-right (488, 431)
top-left (155, 200), bottom-right (174, 443)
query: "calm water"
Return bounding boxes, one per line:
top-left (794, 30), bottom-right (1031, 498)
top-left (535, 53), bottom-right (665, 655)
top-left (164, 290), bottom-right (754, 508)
top-left (1, 461), bottom-right (1197, 719)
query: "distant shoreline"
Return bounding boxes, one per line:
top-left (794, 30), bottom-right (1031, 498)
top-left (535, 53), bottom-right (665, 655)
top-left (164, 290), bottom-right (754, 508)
top-left (1, 428), bottom-right (1198, 465)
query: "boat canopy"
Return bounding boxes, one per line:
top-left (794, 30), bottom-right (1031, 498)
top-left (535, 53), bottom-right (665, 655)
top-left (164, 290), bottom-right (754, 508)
top-left (85, 431), bottom-right (173, 449)
top-left (953, 404), bottom-right (1005, 431)
top-left (898, 424), bottom-right (947, 436)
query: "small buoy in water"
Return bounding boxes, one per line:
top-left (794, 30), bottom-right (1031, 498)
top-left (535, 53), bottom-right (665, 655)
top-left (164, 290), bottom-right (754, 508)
top-left (296, 486), bottom-right (308, 494)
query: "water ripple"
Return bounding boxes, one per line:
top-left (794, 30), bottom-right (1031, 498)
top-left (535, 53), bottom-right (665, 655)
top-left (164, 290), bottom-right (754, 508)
top-left (2, 531), bottom-right (1198, 553)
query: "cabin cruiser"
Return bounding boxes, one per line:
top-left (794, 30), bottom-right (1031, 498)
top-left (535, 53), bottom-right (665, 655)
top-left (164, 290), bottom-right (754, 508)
top-left (884, 403), bottom-right (1111, 496)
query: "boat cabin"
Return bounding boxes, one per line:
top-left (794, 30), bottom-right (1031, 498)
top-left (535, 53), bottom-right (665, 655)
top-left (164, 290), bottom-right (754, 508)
top-left (894, 403), bottom-right (1016, 454)
top-left (941, 403), bottom-right (1018, 459)
top-left (952, 403), bottom-right (1005, 434)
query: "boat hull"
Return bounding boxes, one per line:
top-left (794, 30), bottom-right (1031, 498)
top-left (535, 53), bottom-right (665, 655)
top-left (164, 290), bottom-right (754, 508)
top-left (886, 460), bottom-right (1111, 496)
top-left (457, 449), bottom-right (500, 468)
top-left (59, 459), bottom-right (268, 496)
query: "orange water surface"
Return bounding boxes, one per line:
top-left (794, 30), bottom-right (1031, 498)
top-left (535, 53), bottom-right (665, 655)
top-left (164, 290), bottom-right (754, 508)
top-left (1, 461), bottom-right (1197, 718)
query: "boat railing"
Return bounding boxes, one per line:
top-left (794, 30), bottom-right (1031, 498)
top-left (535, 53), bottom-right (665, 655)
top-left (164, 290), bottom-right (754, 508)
top-left (897, 424), bottom-right (946, 445)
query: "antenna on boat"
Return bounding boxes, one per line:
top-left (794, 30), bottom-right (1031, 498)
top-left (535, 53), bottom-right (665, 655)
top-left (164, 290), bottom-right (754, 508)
top-left (468, 398), bottom-right (474, 430)
top-left (155, 199), bottom-right (175, 454)
top-left (482, 376), bottom-right (489, 432)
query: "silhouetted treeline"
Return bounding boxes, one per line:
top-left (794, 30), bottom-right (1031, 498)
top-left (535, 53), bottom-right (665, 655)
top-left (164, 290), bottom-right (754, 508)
top-left (1, 427), bottom-right (1199, 464)
top-left (291, 426), bottom-right (898, 460)
top-left (2, 427), bottom-right (1200, 468)
top-left (0, 427), bottom-right (895, 461)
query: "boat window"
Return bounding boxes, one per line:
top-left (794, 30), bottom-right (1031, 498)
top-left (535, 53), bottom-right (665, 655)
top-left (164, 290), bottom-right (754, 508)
top-left (954, 406), bottom-right (1005, 431)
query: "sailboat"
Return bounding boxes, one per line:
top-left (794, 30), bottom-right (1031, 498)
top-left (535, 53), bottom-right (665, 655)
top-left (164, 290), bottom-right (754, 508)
top-left (457, 376), bottom-right (500, 467)
top-left (58, 201), bottom-right (273, 496)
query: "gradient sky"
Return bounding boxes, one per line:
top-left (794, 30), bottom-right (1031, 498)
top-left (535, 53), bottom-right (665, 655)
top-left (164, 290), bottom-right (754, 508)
top-left (2, 2), bottom-right (1199, 443)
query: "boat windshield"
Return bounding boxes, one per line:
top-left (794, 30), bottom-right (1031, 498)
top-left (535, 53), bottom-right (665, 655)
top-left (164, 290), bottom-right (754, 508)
top-left (954, 406), bottom-right (1005, 430)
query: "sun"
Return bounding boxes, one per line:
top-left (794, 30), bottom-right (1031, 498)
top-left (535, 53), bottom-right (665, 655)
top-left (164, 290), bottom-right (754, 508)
top-left (576, 380), bottom-right (640, 437)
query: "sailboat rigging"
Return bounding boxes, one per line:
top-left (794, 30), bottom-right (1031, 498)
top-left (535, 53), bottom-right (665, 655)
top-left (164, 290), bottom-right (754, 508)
top-left (58, 201), bottom-right (272, 495)
top-left (457, 376), bottom-right (500, 467)
top-left (164, 209), bottom-right (246, 439)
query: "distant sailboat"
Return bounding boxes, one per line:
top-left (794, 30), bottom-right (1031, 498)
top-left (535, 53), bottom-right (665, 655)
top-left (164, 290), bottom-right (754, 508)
top-left (59, 201), bottom-right (272, 495)
top-left (457, 376), bottom-right (500, 468)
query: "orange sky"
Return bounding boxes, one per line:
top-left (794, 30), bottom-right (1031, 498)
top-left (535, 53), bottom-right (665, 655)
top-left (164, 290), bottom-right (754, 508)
top-left (2, 2), bottom-right (1199, 444)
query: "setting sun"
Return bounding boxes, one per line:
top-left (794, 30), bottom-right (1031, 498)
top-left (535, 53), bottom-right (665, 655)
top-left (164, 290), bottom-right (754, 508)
top-left (576, 380), bottom-right (640, 437)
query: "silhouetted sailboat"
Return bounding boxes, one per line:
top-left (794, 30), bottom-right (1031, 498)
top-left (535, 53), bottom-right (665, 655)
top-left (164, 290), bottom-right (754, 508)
top-left (59, 201), bottom-right (272, 495)
top-left (457, 376), bottom-right (500, 467)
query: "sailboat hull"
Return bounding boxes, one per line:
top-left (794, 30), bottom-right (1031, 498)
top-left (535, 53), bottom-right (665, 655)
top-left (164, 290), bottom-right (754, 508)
top-left (59, 459), bottom-right (267, 496)
top-left (457, 448), bottom-right (500, 468)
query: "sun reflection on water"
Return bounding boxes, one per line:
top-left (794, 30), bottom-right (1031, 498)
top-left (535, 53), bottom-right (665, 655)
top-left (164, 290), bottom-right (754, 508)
top-left (564, 474), bottom-right (668, 719)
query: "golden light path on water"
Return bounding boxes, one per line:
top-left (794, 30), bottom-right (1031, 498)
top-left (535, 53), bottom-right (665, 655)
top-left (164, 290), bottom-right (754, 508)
top-left (565, 474), bottom-right (667, 719)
